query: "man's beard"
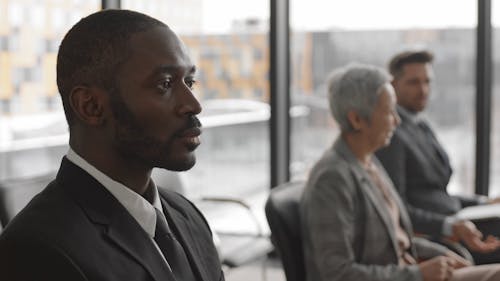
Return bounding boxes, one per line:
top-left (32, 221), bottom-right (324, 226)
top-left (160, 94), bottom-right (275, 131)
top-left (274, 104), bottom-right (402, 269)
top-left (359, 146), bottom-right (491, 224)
top-left (109, 90), bottom-right (201, 171)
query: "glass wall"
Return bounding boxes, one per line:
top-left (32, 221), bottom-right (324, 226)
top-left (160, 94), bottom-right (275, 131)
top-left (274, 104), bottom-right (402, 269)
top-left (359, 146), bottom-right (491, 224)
top-left (290, 0), bottom-right (477, 195)
top-left (0, 0), bottom-right (100, 180)
top-left (490, 1), bottom-right (500, 196)
top-left (1, 0), bottom-right (489, 199)
top-left (122, 0), bottom-right (270, 199)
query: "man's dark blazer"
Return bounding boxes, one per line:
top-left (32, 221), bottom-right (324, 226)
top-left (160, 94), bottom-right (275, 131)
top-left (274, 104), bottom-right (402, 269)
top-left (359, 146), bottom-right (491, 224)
top-left (375, 106), bottom-right (481, 236)
top-left (0, 157), bottom-right (224, 281)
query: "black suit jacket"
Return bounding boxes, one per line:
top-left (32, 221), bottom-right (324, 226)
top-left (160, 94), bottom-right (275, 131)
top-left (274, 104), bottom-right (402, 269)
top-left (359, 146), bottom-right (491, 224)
top-left (0, 157), bottom-right (224, 281)
top-left (375, 106), bottom-right (481, 236)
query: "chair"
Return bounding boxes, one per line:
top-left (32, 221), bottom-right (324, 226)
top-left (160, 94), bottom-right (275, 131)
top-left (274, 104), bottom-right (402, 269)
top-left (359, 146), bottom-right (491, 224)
top-left (0, 173), bottom-right (55, 228)
top-left (198, 196), bottom-right (273, 268)
top-left (152, 169), bottom-right (273, 272)
top-left (265, 180), bottom-right (474, 281)
top-left (265, 181), bottom-right (306, 281)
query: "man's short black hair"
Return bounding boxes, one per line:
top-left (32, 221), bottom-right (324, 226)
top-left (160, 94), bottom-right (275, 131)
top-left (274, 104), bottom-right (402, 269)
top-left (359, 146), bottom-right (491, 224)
top-left (388, 50), bottom-right (434, 78)
top-left (56, 9), bottom-right (166, 126)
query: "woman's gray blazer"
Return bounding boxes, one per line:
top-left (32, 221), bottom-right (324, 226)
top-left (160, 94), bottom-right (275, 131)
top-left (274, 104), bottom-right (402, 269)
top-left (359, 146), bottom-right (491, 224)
top-left (300, 138), bottom-right (448, 281)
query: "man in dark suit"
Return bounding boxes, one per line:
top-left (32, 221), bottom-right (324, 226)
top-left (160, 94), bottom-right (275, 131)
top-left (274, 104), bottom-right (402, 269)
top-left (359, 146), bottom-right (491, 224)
top-left (0, 9), bottom-right (224, 281)
top-left (376, 50), bottom-right (500, 264)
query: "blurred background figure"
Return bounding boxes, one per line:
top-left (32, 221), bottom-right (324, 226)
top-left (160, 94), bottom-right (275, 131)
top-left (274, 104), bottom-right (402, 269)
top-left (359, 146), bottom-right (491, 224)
top-left (376, 50), bottom-right (500, 264)
top-left (300, 63), bottom-right (500, 281)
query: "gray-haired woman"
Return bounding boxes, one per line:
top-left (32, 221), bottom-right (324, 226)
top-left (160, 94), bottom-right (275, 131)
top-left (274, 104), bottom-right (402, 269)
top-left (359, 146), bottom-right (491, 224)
top-left (300, 63), bottom-right (500, 281)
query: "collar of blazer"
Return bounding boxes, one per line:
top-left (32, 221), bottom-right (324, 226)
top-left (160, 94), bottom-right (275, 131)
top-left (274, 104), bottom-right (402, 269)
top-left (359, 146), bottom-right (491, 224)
top-left (333, 138), bottom-right (416, 257)
top-left (395, 106), bottom-right (452, 181)
top-left (55, 158), bottom-right (208, 281)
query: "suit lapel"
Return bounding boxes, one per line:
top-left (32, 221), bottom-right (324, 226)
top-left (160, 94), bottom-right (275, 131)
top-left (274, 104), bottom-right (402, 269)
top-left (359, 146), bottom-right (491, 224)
top-left (358, 173), bottom-right (400, 257)
top-left (417, 121), bottom-right (450, 165)
top-left (161, 197), bottom-right (208, 281)
top-left (57, 158), bottom-right (175, 281)
top-left (374, 159), bottom-right (414, 236)
top-left (387, 182), bottom-right (413, 235)
top-left (106, 214), bottom-right (176, 281)
top-left (405, 122), bottom-right (445, 167)
top-left (397, 108), bottom-right (452, 181)
top-left (375, 159), bottom-right (419, 256)
top-left (334, 140), bottom-right (400, 259)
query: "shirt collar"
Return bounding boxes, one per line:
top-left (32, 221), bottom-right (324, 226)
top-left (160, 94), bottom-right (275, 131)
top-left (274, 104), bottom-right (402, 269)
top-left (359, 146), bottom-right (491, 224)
top-left (397, 105), bottom-right (419, 123)
top-left (66, 147), bottom-right (163, 237)
top-left (397, 105), bottom-right (431, 126)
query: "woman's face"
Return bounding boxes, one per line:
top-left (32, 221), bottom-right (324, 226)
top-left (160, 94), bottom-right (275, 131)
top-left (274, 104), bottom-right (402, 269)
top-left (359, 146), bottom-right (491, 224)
top-left (362, 83), bottom-right (401, 152)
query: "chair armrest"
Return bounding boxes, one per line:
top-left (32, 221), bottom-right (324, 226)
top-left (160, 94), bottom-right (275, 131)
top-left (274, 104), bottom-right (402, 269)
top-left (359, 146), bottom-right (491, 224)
top-left (201, 196), bottom-right (265, 237)
top-left (201, 196), bottom-right (273, 269)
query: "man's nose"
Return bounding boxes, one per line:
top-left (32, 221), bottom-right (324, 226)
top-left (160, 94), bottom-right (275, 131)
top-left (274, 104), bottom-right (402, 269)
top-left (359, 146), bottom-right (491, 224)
top-left (177, 86), bottom-right (202, 116)
top-left (420, 82), bottom-right (430, 96)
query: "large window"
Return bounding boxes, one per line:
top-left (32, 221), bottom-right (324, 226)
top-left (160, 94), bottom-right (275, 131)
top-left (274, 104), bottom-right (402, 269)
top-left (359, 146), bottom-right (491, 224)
top-left (1, 0), bottom-right (492, 199)
top-left (122, 0), bottom-right (270, 199)
top-left (0, 0), bottom-right (100, 180)
top-left (290, 0), bottom-right (477, 195)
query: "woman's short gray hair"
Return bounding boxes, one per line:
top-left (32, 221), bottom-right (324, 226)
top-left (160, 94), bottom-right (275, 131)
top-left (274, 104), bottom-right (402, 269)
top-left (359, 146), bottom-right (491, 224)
top-left (327, 63), bottom-right (391, 132)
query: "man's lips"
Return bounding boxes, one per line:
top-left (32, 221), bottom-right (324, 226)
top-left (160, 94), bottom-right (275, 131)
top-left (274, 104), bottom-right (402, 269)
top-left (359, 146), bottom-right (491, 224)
top-left (177, 127), bottom-right (201, 149)
top-left (418, 96), bottom-right (428, 103)
top-left (178, 127), bottom-right (202, 138)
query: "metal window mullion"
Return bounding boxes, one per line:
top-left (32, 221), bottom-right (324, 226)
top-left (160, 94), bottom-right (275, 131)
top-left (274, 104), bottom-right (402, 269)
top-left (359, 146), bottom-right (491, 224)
top-left (475, 0), bottom-right (492, 195)
top-left (270, 0), bottom-right (291, 188)
top-left (101, 0), bottom-right (120, 9)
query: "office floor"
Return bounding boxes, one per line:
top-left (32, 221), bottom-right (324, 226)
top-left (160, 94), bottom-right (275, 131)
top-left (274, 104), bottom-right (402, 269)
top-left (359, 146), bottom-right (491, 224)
top-left (224, 256), bottom-right (286, 281)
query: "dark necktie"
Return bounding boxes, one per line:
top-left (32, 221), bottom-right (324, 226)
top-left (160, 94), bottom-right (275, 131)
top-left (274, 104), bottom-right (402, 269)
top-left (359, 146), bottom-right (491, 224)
top-left (154, 208), bottom-right (197, 281)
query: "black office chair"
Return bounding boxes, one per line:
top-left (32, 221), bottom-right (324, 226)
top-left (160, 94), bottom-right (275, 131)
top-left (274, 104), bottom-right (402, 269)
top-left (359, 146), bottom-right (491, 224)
top-left (0, 173), bottom-right (55, 228)
top-left (265, 181), bottom-right (306, 281)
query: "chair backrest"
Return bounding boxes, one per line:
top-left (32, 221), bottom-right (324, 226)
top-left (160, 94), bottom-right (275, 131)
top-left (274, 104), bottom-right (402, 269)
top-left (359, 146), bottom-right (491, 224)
top-left (0, 173), bottom-right (55, 228)
top-left (265, 181), bottom-right (306, 281)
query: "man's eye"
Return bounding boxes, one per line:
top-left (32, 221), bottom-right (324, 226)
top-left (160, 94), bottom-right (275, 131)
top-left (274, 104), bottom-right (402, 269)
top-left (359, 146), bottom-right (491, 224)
top-left (158, 79), bottom-right (172, 91)
top-left (185, 79), bottom-right (196, 90)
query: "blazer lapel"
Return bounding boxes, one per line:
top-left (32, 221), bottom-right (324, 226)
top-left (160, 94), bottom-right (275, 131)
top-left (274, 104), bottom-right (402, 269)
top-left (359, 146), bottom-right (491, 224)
top-left (388, 182), bottom-right (413, 235)
top-left (405, 122), bottom-right (445, 168)
top-left (417, 121), bottom-right (451, 165)
top-left (374, 158), bottom-right (414, 236)
top-left (397, 108), bottom-right (452, 181)
top-left (57, 158), bottom-right (175, 281)
top-left (161, 197), bottom-right (209, 281)
top-left (105, 211), bottom-right (176, 281)
top-left (334, 140), bottom-right (400, 258)
top-left (375, 160), bottom-right (419, 256)
top-left (358, 174), bottom-right (401, 257)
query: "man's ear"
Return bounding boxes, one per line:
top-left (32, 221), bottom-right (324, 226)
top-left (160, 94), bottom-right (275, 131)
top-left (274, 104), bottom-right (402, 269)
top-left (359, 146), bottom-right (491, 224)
top-left (346, 110), bottom-right (364, 131)
top-left (68, 86), bottom-right (107, 126)
top-left (391, 78), bottom-right (401, 90)
top-left (390, 79), bottom-right (400, 98)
